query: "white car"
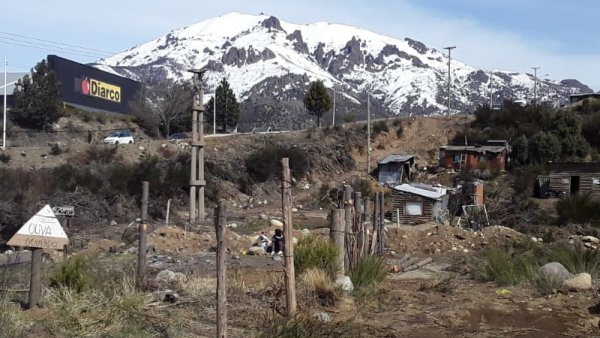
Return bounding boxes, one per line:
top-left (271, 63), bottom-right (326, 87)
top-left (103, 131), bottom-right (134, 145)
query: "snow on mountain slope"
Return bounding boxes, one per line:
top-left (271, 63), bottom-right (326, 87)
top-left (95, 12), bottom-right (592, 128)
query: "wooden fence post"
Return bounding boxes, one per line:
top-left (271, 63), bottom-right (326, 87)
top-left (215, 200), bottom-right (227, 338)
top-left (137, 181), bottom-right (149, 288)
top-left (281, 158), bottom-right (297, 316)
top-left (353, 191), bottom-right (362, 261)
top-left (343, 185), bottom-right (353, 271)
top-left (378, 192), bottom-right (385, 256)
top-left (28, 248), bottom-right (43, 308)
top-left (329, 209), bottom-right (345, 277)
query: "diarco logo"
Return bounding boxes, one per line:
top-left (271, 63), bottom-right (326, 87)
top-left (80, 77), bottom-right (121, 103)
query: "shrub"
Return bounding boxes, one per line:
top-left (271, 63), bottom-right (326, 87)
top-left (556, 194), bottom-right (600, 224)
top-left (299, 268), bottom-right (338, 307)
top-left (475, 245), bottom-right (538, 286)
top-left (548, 243), bottom-right (600, 278)
top-left (85, 145), bottom-right (118, 163)
top-left (351, 178), bottom-right (374, 198)
top-left (343, 114), bottom-right (355, 123)
top-left (246, 144), bottom-right (309, 183)
top-left (392, 118), bottom-right (402, 127)
top-left (371, 120), bottom-right (389, 138)
top-left (294, 236), bottom-right (338, 278)
top-left (49, 255), bottom-right (90, 293)
top-left (0, 297), bottom-right (31, 338)
top-left (396, 125), bottom-right (404, 138)
top-left (49, 143), bottom-right (63, 156)
top-left (349, 255), bottom-right (387, 290)
top-left (0, 153), bottom-right (10, 164)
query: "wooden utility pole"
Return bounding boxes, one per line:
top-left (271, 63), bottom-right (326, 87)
top-left (281, 158), bottom-right (297, 316)
top-left (189, 69), bottom-right (206, 225)
top-left (367, 93), bottom-right (371, 173)
top-left (215, 200), bottom-right (227, 338)
top-left (137, 181), bottom-right (149, 288)
top-left (28, 248), bottom-right (42, 308)
top-left (329, 209), bottom-right (345, 277)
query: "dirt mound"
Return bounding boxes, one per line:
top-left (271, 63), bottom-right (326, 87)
top-left (148, 226), bottom-right (252, 256)
top-left (386, 223), bottom-right (526, 256)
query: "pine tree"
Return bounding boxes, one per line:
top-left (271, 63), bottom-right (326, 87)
top-left (11, 59), bottom-right (62, 131)
top-left (205, 78), bottom-right (240, 132)
top-left (303, 80), bottom-right (332, 127)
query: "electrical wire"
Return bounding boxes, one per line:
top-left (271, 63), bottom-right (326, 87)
top-left (0, 38), bottom-right (107, 60)
top-left (0, 31), bottom-right (117, 55)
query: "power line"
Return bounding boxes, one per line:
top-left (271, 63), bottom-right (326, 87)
top-left (0, 31), bottom-right (117, 55)
top-left (0, 38), bottom-right (108, 59)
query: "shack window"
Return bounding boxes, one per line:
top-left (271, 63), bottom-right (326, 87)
top-left (561, 178), bottom-right (570, 184)
top-left (453, 155), bottom-right (461, 163)
top-left (593, 178), bottom-right (600, 185)
top-left (405, 201), bottom-right (423, 216)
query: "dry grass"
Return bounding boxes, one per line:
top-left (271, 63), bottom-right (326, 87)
top-left (299, 268), bottom-right (338, 307)
top-left (0, 296), bottom-right (31, 338)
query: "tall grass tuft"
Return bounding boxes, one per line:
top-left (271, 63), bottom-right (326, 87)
top-left (549, 243), bottom-right (600, 278)
top-left (475, 245), bottom-right (538, 286)
top-left (294, 236), bottom-right (339, 278)
top-left (299, 268), bottom-right (338, 307)
top-left (349, 255), bottom-right (387, 290)
top-left (257, 315), bottom-right (362, 338)
top-left (0, 296), bottom-right (31, 338)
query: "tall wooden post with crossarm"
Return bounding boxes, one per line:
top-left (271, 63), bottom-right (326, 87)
top-left (189, 69), bottom-right (206, 225)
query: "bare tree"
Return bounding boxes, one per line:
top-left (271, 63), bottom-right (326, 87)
top-left (132, 80), bottom-right (192, 138)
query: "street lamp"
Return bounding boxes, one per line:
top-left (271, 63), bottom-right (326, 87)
top-left (444, 46), bottom-right (456, 116)
top-left (531, 66), bottom-right (540, 106)
top-left (1, 51), bottom-right (6, 150)
top-left (331, 87), bottom-right (336, 126)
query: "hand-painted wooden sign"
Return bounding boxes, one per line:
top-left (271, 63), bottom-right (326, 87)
top-left (7, 205), bottom-right (69, 250)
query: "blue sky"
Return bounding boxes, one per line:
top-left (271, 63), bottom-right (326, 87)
top-left (2, 0), bottom-right (599, 90)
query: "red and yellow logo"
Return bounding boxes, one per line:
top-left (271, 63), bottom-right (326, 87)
top-left (80, 78), bottom-right (121, 103)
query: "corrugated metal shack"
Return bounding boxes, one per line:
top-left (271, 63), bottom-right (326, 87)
top-left (377, 154), bottom-right (415, 186)
top-left (391, 183), bottom-right (450, 224)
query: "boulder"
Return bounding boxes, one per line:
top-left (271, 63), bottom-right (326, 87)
top-left (144, 289), bottom-right (180, 304)
top-left (272, 255), bottom-right (282, 262)
top-left (563, 273), bottom-right (592, 291)
top-left (270, 219), bottom-right (283, 227)
top-left (302, 229), bottom-right (310, 236)
top-left (539, 262), bottom-right (572, 284)
top-left (154, 269), bottom-right (187, 288)
top-left (248, 246), bottom-right (266, 255)
top-left (335, 276), bottom-right (354, 292)
top-left (260, 214), bottom-right (269, 220)
top-left (582, 236), bottom-right (600, 244)
top-left (313, 312), bottom-right (332, 323)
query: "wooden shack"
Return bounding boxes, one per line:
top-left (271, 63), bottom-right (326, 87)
top-left (536, 162), bottom-right (600, 198)
top-left (391, 183), bottom-right (450, 224)
top-left (439, 140), bottom-right (510, 172)
top-left (377, 154), bottom-right (416, 186)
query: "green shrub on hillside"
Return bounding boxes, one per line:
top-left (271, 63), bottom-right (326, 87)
top-left (349, 255), bottom-right (387, 290)
top-left (245, 144), bottom-right (309, 183)
top-left (50, 255), bottom-right (90, 293)
top-left (556, 194), bottom-right (600, 224)
top-left (294, 236), bottom-right (338, 278)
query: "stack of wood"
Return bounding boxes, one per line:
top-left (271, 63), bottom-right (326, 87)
top-left (330, 185), bottom-right (387, 273)
top-left (387, 255), bottom-right (433, 273)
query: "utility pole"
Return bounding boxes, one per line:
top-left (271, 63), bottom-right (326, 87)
top-left (213, 91), bottom-right (216, 135)
top-left (489, 71), bottom-right (494, 109)
top-left (189, 69), bottom-right (206, 225)
top-left (444, 46), bottom-right (456, 116)
top-left (366, 92), bottom-right (371, 174)
top-left (332, 87), bottom-right (336, 126)
top-left (531, 67), bottom-right (540, 106)
top-left (2, 51), bottom-right (7, 150)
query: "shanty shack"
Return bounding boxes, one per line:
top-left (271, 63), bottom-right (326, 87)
top-left (536, 162), bottom-right (600, 198)
top-left (439, 140), bottom-right (510, 172)
top-left (377, 154), bottom-right (416, 186)
top-left (391, 183), bottom-right (450, 224)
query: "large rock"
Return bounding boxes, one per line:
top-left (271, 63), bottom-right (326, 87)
top-left (154, 269), bottom-right (187, 288)
top-left (582, 236), bottom-right (600, 244)
top-left (563, 273), bottom-right (592, 291)
top-left (248, 246), bottom-right (266, 255)
top-left (335, 276), bottom-right (354, 292)
top-left (539, 262), bottom-right (572, 284)
top-left (270, 219), bottom-right (283, 227)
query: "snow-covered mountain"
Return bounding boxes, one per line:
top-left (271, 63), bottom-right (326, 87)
top-left (94, 12), bottom-right (593, 130)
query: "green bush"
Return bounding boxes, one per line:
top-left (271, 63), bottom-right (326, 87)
top-left (49, 143), bottom-right (63, 156)
top-left (475, 245), bottom-right (538, 286)
top-left (343, 114), bottom-right (355, 123)
top-left (0, 153), bottom-right (10, 164)
top-left (49, 255), bottom-right (90, 293)
top-left (351, 178), bottom-right (373, 198)
top-left (371, 120), bottom-right (389, 138)
top-left (246, 144), bottom-right (309, 183)
top-left (556, 194), bottom-right (600, 224)
top-left (294, 236), bottom-right (338, 278)
top-left (349, 255), bottom-right (387, 290)
top-left (548, 243), bottom-right (600, 278)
